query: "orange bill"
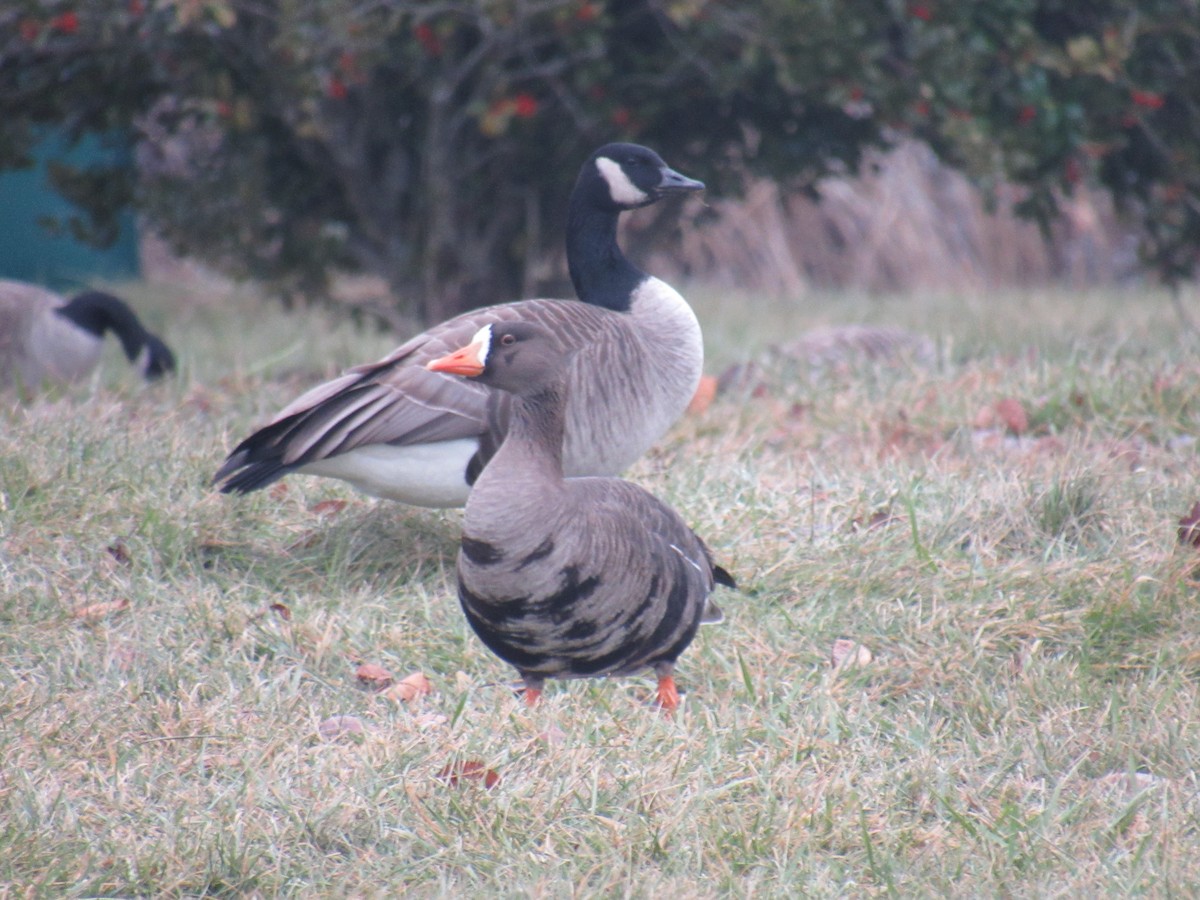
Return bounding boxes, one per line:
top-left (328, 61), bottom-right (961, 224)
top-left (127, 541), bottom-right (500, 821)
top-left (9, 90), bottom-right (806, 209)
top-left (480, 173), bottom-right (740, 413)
top-left (426, 340), bottom-right (486, 376)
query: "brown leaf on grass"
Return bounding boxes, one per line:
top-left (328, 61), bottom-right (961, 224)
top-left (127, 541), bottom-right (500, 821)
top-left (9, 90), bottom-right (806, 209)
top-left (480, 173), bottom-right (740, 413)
top-left (355, 663), bottom-right (395, 690)
top-left (413, 712), bottom-right (449, 728)
top-left (384, 671), bottom-right (432, 702)
top-left (269, 482), bottom-right (289, 500)
top-left (831, 637), bottom-right (873, 668)
top-left (71, 598), bottom-right (130, 620)
top-left (289, 533), bottom-right (323, 552)
top-left (1092, 771), bottom-right (1165, 796)
top-left (686, 374), bottom-right (718, 415)
top-left (537, 724), bottom-right (567, 746)
top-left (437, 760), bottom-right (500, 789)
top-left (249, 602), bottom-right (293, 623)
top-left (972, 404), bottom-right (996, 430)
top-left (716, 361), bottom-right (764, 396)
top-left (995, 397), bottom-right (1029, 434)
top-left (199, 753), bottom-right (242, 773)
top-left (106, 539), bottom-right (132, 565)
top-left (1178, 502), bottom-right (1200, 548)
top-left (846, 506), bottom-right (898, 532)
top-left (310, 499), bottom-right (348, 517)
top-left (318, 715), bottom-right (365, 740)
top-left (182, 385), bottom-right (216, 415)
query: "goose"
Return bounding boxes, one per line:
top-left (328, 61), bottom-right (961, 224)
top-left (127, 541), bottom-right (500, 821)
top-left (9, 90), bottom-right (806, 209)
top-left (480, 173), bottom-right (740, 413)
top-left (0, 280), bottom-right (176, 391)
top-left (213, 143), bottom-right (706, 507)
top-left (427, 320), bottom-right (734, 709)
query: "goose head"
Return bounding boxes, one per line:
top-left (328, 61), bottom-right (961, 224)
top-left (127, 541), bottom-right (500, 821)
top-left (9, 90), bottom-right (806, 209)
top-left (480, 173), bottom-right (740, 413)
top-left (580, 143), bottom-right (705, 212)
top-left (138, 332), bottom-right (178, 380)
top-left (426, 322), bottom-right (567, 397)
top-left (57, 290), bottom-right (177, 381)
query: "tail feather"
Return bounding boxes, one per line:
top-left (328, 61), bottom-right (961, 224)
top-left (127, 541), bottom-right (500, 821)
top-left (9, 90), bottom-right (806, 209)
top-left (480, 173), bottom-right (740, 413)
top-left (713, 565), bottom-right (737, 590)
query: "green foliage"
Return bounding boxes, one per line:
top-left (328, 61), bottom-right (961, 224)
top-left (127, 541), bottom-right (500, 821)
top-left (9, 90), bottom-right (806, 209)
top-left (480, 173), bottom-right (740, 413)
top-left (2, 1), bottom-right (1199, 317)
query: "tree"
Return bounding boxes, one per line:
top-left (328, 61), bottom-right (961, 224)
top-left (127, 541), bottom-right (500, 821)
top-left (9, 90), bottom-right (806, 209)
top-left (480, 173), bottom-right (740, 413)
top-left (2, 1), bottom-right (1198, 321)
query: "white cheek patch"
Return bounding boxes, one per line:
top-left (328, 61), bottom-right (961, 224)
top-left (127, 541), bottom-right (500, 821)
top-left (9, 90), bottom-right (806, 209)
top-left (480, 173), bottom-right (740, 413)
top-left (471, 323), bottom-right (494, 366)
top-left (596, 156), bottom-right (649, 206)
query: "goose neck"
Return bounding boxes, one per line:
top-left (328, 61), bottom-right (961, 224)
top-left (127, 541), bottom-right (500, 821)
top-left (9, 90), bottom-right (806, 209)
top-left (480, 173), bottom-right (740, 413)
top-left (59, 292), bottom-right (148, 361)
top-left (566, 204), bottom-right (644, 313)
top-left (492, 384), bottom-right (568, 484)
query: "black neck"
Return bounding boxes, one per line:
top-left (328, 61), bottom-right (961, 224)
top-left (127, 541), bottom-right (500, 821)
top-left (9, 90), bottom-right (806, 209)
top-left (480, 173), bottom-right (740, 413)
top-left (566, 201), bottom-right (646, 313)
top-left (56, 291), bottom-right (148, 361)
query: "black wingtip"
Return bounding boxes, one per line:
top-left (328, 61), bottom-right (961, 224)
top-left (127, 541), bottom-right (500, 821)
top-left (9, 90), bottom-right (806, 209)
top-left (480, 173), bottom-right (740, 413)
top-left (213, 458), bottom-right (289, 494)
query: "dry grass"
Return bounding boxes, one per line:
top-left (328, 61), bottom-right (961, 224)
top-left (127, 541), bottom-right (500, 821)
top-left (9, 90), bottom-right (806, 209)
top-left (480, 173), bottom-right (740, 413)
top-left (651, 141), bottom-right (1138, 298)
top-left (2, 280), bottom-right (1200, 896)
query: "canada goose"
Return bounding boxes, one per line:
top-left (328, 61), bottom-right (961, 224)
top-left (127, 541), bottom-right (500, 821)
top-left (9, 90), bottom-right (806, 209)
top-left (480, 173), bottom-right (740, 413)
top-left (0, 280), bottom-right (176, 391)
top-left (214, 143), bottom-right (705, 507)
top-left (427, 321), bottom-right (734, 709)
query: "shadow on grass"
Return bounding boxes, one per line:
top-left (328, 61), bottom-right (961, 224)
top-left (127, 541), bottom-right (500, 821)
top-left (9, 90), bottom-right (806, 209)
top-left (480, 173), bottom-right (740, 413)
top-left (192, 502), bottom-right (462, 599)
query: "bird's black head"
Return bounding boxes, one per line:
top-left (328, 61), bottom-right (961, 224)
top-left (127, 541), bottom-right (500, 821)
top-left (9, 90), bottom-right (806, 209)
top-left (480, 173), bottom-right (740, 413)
top-left (579, 142), bottom-right (705, 212)
top-left (139, 332), bottom-right (177, 380)
top-left (58, 290), bottom-right (177, 381)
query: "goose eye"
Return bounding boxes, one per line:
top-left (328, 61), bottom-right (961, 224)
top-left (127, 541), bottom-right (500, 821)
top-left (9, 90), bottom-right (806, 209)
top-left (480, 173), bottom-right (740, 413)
top-left (500, 333), bottom-right (516, 346)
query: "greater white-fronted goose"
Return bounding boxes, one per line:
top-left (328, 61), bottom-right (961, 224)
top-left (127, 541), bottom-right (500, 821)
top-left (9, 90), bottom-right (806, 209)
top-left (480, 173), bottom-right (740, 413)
top-left (213, 143), bottom-right (705, 507)
top-left (0, 280), bottom-right (175, 391)
top-left (427, 321), bottom-right (735, 710)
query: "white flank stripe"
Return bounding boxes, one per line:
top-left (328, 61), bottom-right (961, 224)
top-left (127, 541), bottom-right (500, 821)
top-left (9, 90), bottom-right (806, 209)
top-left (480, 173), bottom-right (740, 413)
top-left (670, 543), bottom-right (705, 575)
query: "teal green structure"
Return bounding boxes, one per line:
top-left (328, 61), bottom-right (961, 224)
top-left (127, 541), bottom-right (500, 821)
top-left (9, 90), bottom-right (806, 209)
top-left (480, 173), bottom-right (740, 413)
top-left (0, 130), bottom-right (140, 287)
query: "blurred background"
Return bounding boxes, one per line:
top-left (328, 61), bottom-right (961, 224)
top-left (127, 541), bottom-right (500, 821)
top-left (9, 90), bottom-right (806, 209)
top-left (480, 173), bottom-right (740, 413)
top-left (0, 1), bottom-right (1194, 323)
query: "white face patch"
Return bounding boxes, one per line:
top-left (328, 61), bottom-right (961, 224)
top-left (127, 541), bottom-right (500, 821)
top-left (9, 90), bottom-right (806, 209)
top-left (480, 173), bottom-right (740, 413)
top-left (596, 156), bottom-right (649, 206)
top-left (471, 323), bottom-right (494, 367)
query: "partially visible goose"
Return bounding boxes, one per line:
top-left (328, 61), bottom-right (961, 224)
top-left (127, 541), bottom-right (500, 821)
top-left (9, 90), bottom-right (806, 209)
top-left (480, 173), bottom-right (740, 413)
top-left (0, 280), bottom-right (176, 391)
top-left (214, 143), bottom-right (705, 507)
top-left (427, 320), bottom-right (735, 710)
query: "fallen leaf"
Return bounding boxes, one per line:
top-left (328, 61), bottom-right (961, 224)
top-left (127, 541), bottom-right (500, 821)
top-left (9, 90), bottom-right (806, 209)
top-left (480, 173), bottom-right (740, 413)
top-left (269, 602), bottom-right (292, 621)
top-left (72, 598), bottom-right (130, 620)
top-left (437, 759), bottom-right (500, 789)
top-left (972, 404), bottom-right (997, 430)
top-left (200, 753), bottom-right (242, 773)
top-left (310, 499), bottom-right (348, 517)
top-left (106, 540), bottom-right (132, 565)
top-left (831, 637), bottom-right (873, 668)
top-left (716, 361), bottom-right (764, 396)
top-left (537, 725), bottom-right (567, 746)
top-left (355, 663), bottom-right (395, 689)
top-left (318, 715), bottom-right (365, 740)
top-left (384, 671), bottom-right (432, 702)
top-left (269, 482), bottom-right (289, 500)
top-left (994, 397), bottom-right (1029, 435)
top-left (1092, 771), bottom-right (1165, 795)
top-left (686, 374), bottom-right (718, 415)
top-left (413, 712), bottom-right (448, 728)
top-left (846, 506), bottom-right (898, 532)
top-left (1178, 502), bottom-right (1200, 548)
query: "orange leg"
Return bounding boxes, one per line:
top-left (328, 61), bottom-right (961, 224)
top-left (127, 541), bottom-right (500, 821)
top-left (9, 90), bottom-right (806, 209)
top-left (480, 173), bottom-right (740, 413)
top-left (523, 686), bottom-right (542, 707)
top-left (655, 675), bottom-right (680, 712)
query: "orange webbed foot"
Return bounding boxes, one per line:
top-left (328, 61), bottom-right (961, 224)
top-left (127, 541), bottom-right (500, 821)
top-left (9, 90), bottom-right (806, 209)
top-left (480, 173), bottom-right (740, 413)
top-left (655, 675), bottom-right (680, 713)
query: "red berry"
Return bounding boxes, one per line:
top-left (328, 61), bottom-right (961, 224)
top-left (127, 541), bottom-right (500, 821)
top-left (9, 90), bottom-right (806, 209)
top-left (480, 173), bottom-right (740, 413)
top-left (51, 11), bottom-right (79, 34)
top-left (513, 93), bottom-right (538, 119)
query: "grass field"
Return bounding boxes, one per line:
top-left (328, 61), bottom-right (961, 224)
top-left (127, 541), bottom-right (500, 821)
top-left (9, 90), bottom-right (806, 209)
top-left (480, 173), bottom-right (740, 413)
top-left (2, 280), bottom-right (1199, 896)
